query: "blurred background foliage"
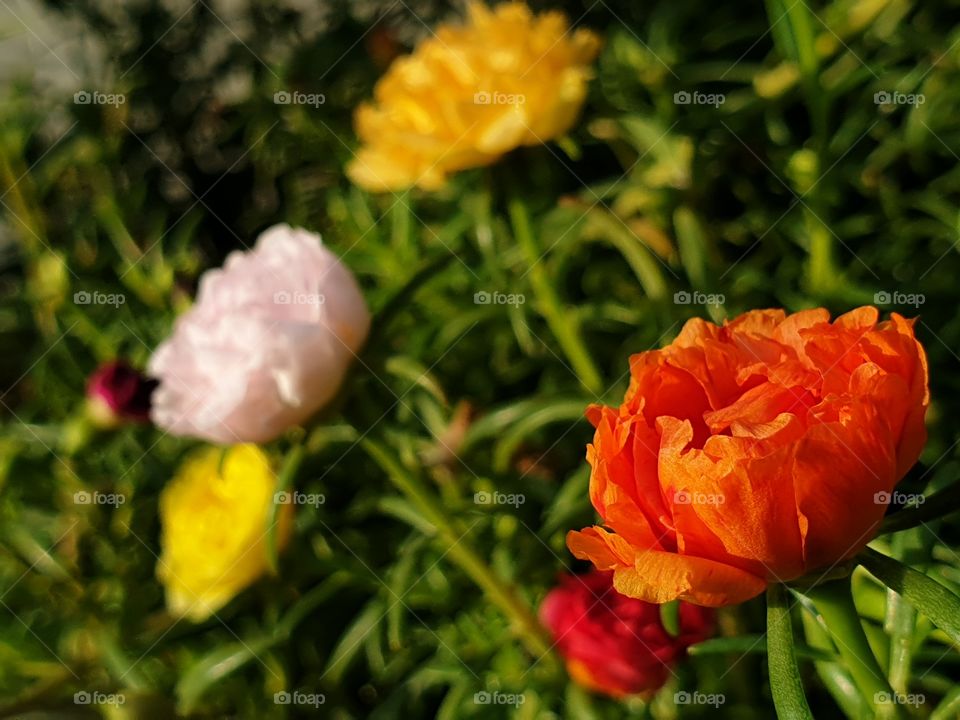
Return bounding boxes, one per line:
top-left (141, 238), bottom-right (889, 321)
top-left (2, 0), bottom-right (960, 717)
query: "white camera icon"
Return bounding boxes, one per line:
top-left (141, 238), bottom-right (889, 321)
top-left (274, 91), bottom-right (291, 104)
top-left (74, 91), bottom-right (92, 104)
top-left (673, 91), bottom-right (691, 105)
top-left (274, 491), bottom-right (292, 505)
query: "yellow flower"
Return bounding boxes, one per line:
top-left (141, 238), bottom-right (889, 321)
top-left (348, 1), bottom-right (602, 192)
top-left (157, 445), bottom-right (292, 622)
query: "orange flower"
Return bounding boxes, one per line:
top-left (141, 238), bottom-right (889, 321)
top-left (568, 307), bottom-right (929, 607)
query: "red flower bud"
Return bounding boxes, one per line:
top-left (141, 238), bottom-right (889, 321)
top-left (86, 361), bottom-right (157, 427)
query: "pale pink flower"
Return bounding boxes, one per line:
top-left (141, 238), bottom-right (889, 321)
top-left (149, 224), bottom-right (370, 443)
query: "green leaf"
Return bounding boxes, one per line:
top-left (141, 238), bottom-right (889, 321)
top-left (799, 609), bottom-right (869, 720)
top-left (323, 599), bottom-right (386, 684)
top-left (767, 583), bottom-right (815, 720)
top-left (660, 599), bottom-right (680, 637)
top-left (492, 399), bottom-right (587, 472)
top-left (879, 481), bottom-right (960, 534)
top-left (266, 442), bottom-right (304, 574)
top-left (688, 634), bottom-right (837, 663)
top-left (931, 686), bottom-right (960, 720)
top-left (859, 547), bottom-right (960, 646)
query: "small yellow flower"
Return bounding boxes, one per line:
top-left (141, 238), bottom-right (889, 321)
top-left (348, 1), bottom-right (602, 192)
top-left (157, 445), bottom-right (292, 622)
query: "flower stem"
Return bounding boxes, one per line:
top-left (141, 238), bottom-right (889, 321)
top-left (804, 579), bottom-right (905, 719)
top-left (507, 197), bottom-right (603, 395)
top-left (766, 583), bottom-right (814, 720)
top-left (361, 437), bottom-right (553, 659)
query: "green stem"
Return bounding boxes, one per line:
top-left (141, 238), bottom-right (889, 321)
top-left (766, 583), bottom-right (814, 720)
top-left (361, 438), bottom-right (552, 659)
top-left (804, 579), bottom-right (904, 719)
top-left (507, 197), bottom-right (603, 395)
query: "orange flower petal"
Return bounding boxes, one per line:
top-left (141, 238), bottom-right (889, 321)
top-left (613, 552), bottom-right (766, 607)
top-left (567, 526), bottom-right (638, 570)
